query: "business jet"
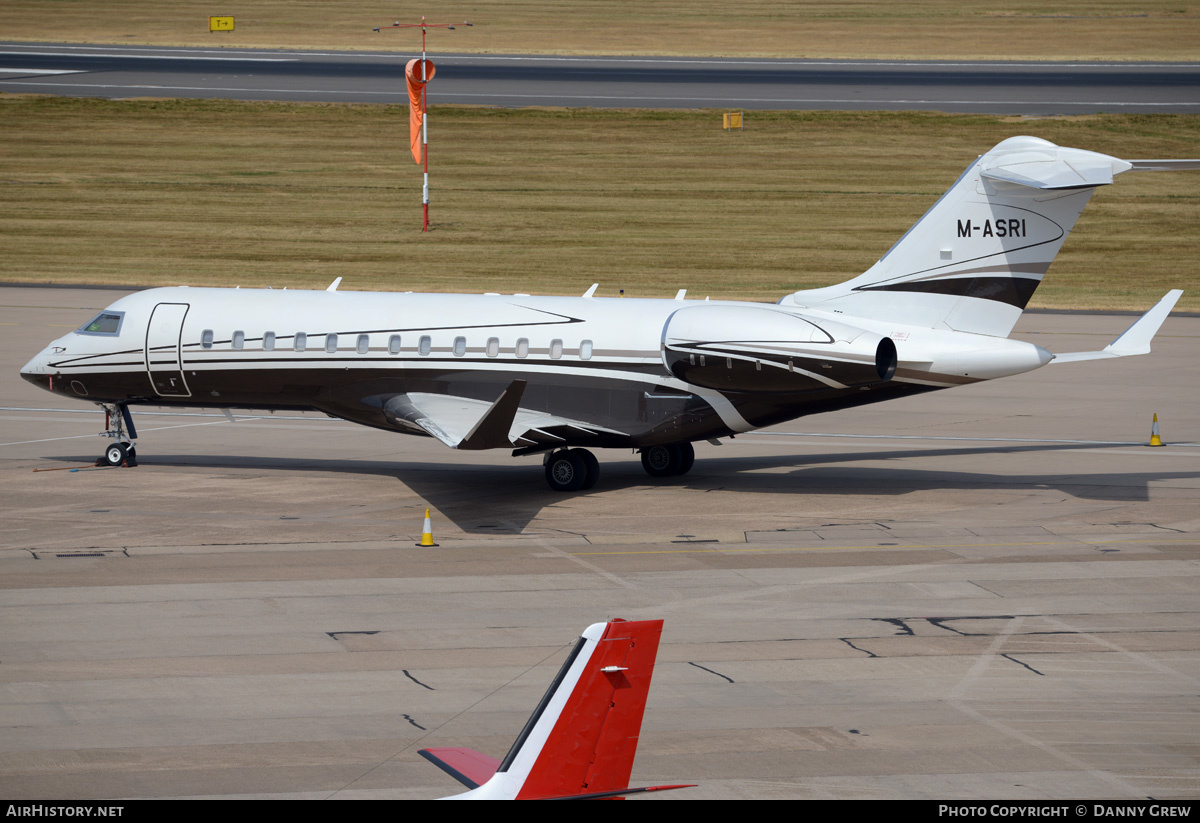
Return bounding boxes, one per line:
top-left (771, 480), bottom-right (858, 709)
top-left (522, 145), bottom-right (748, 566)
top-left (19, 136), bottom-right (1196, 491)
top-left (420, 617), bottom-right (692, 799)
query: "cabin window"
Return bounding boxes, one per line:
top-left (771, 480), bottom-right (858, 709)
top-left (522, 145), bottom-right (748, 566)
top-left (295, 332), bottom-right (307, 352)
top-left (550, 339), bottom-right (563, 360)
top-left (580, 340), bottom-right (593, 360)
top-left (388, 335), bottom-right (402, 354)
top-left (325, 334), bottom-right (338, 353)
top-left (232, 331), bottom-right (245, 350)
top-left (263, 332), bottom-right (275, 351)
top-left (453, 336), bottom-right (466, 357)
top-left (419, 335), bottom-right (432, 356)
top-left (516, 338), bottom-right (529, 358)
top-left (77, 311), bottom-right (124, 336)
top-left (356, 334), bottom-right (369, 354)
top-left (201, 330), bottom-right (214, 350)
top-left (486, 337), bottom-right (500, 357)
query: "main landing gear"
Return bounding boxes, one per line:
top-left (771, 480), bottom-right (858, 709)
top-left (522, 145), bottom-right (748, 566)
top-left (541, 442), bottom-right (696, 492)
top-left (544, 448), bottom-right (600, 492)
top-left (640, 442), bottom-right (695, 478)
top-left (96, 402), bottom-right (138, 467)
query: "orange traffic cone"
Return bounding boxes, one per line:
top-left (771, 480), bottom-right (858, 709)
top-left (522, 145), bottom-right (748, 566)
top-left (416, 507), bottom-right (439, 546)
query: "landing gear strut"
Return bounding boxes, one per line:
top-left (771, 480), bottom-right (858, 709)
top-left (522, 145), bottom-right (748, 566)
top-left (640, 442), bottom-right (694, 478)
top-left (96, 402), bottom-right (137, 467)
top-left (544, 448), bottom-right (599, 492)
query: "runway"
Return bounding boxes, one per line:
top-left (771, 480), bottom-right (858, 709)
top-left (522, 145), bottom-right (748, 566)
top-left (1, 286), bottom-right (1197, 799)
top-left (2, 42), bottom-right (1199, 113)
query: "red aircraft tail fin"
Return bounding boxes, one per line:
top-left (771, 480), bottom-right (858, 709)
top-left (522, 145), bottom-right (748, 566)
top-left (424, 618), bottom-right (684, 800)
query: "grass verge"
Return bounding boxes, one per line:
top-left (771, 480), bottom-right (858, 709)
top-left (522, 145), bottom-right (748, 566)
top-left (1, 1), bottom-right (1199, 61)
top-left (2, 95), bottom-right (1198, 311)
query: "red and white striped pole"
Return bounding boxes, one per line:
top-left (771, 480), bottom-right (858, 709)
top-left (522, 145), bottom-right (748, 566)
top-left (421, 19), bottom-right (429, 232)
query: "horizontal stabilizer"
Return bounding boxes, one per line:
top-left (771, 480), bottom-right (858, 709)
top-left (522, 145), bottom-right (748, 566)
top-left (419, 748), bottom-right (501, 790)
top-left (551, 783), bottom-right (698, 800)
top-left (981, 147), bottom-right (1200, 191)
top-left (1052, 290), bottom-right (1183, 363)
top-left (1129, 159), bottom-right (1200, 172)
top-left (981, 152), bottom-right (1127, 190)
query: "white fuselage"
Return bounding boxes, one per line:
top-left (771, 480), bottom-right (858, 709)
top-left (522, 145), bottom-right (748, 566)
top-left (21, 285), bottom-right (1053, 451)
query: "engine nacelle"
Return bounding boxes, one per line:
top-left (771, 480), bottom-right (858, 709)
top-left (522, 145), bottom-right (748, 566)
top-left (662, 304), bottom-right (897, 393)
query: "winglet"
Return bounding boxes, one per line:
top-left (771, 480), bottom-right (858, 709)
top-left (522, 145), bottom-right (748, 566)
top-left (457, 380), bottom-right (528, 450)
top-left (436, 618), bottom-right (675, 800)
top-left (326, 277), bottom-right (342, 292)
top-left (1052, 290), bottom-right (1183, 363)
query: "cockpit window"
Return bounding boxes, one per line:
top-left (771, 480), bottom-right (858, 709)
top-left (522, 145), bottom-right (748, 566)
top-left (77, 311), bottom-right (124, 336)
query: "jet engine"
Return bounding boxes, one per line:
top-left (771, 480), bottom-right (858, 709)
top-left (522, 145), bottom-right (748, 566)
top-left (662, 304), bottom-right (897, 393)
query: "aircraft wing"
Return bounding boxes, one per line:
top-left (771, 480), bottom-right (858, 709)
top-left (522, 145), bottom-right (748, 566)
top-left (384, 380), bottom-right (627, 450)
top-left (1051, 290), bottom-right (1183, 363)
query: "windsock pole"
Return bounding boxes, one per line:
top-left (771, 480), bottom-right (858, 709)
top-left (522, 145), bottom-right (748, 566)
top-left (421, 19), bottom-right (429, 232)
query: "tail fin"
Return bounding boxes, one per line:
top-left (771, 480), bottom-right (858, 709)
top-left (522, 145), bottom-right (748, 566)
top-left (782, 136), bottom-right (1199, 338)
top-left (424, 618), bottom-right (680, 800)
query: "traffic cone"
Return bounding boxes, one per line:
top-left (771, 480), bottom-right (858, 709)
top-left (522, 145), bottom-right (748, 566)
top-left (1149, 413), bottom-right (1164, 447)
top-left (416, 507), bottom-right (439, 546)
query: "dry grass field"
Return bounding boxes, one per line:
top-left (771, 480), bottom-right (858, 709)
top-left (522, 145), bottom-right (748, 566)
top-left (3, 97), bottom-right (1198, 310)
top-left (1, 1), bottom-right (1199, 61)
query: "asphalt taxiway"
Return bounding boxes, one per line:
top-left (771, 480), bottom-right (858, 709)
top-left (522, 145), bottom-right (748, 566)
top-left (2, 43), bottom-right (1199, 114)
top-left (1, 286), bottom-right (1197, 799)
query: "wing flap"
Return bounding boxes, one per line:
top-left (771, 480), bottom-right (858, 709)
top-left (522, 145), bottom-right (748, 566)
top-left (384, 385), bottom-right (626, 451)
top-left (385, 383), bottom-right (526, 449)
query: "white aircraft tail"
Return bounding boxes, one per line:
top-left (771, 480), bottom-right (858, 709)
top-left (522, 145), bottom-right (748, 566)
top-left (782, 136), bottom-right (1199, 338)
top-left (421, 618), bottom-right (693, 800)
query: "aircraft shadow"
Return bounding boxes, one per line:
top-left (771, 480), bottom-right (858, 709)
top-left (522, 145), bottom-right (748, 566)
top-left (36, 440), bottom-right (1197, 535)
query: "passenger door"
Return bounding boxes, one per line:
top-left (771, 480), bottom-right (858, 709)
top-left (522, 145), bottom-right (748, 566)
top-left (145, 302), bottom-right (191, 397)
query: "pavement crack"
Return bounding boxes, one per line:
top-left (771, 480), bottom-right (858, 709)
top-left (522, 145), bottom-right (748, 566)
top-left (1001, 653), bottom-right (1044, 676)
top-left (841, 638), bottom-right (878, 657)
top-left (689, 661), bottom-right (734, 683)
top-left (872, 617), bottom-right (915, 636)
top-left (401, 713), bottom-right (427, 730)
top-left (926, 616), bottom-right (1018, 636)
top-left (403, 670), bottom-right (435, 690)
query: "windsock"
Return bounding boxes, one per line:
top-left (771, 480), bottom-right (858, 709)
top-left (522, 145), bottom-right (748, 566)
top-left (405, 58), bottom-right (436, 164)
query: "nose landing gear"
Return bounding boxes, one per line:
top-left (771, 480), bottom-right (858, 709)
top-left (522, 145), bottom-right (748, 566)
top-left (96, 403), bottom-right (138, 467)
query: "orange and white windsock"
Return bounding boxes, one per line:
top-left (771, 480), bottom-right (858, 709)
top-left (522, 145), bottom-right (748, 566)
top-left (405, 58), bottom-right (436, 164)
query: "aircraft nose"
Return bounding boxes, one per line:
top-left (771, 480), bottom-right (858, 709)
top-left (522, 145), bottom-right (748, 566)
top-left (19, 348), bottom-right (54, 390)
